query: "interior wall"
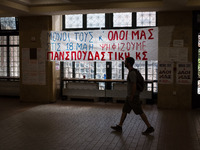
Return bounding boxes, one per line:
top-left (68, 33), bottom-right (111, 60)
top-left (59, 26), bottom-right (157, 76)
top-left (157, 11), bottom-right (193, 109)
top-left (19, 16), bottom-right (56, 103)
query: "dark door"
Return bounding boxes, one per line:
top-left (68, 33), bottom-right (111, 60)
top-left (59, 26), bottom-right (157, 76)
top-left (192, 11), bottom-right (200, 108)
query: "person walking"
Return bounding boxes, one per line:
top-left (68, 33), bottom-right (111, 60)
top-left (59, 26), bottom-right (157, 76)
top-left (111, 57), bottom-right (154, 135)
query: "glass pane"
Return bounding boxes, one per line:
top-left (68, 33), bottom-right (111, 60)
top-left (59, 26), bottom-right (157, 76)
top-left (198, 80), bottom-right (200, 94)
top-left (96, 62), bottom-right (106, 90)
top-left (0, 17), bottom-right (16, 30)
top-left (65, 14), bottom-right (83, 28)
top-left (75, 62), bottom-right (94, 79)
top-left (0, 36), bottom-right (7, 45)
top-left (198, 48), bottom-right (200, 78)
top-left (9, 47), bottom-right (20, 77)
top-left (9, 36), bottom-right (19, 45)
top-left (148, 60), bottom-right (158, 80)
top-left (0, 47), bottom-right (7, 76)
top-left (153, 82), bottom-right (158, 92)
top-left (87, 13), bottom-right (105, 28)
top-left (64, 62), bottom-right (73, 78)
top-left (147, 61), bottom-right (158, 92)
top-left (112, 61), bottom-right (122, 79)
top-left (113, 12), bottom-right (132, 27)
top-left (136, 12), bottom-right (156, 27)
top-left (124, 61), bottom-right (145, 81)
top-left (133, 61), bottom-right (145, 77)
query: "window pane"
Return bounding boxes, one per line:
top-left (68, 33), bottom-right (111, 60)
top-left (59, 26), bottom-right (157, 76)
top-left (136, 12), bottom-right (156, 27)
top-left (198, 48), bottom-right (200, 78)
top-left (148, 60), bottom-right (158, 92)
top-left (9, 47), bottom-right (20, 77)
top-left (124, 61), bottom-right (145, 80)
top-left (0, 47), bottom-right (7, 76)
top-left (134, 61), bottom-right (145, 77)
top-left (75, 62), bottom-right (94, 79)
top-left (148, 61), bottom-right (158, 80)
top-left (0, 36), bottom-right (7, 45)
top-left (112, 61), bottom-right (122, 79)
top-left (9, 36), bottom-right (19, 45)
top-left (113, 12), bottom-right (132, 27)
top-left (198, 80), bottom-right (200, 94)
top-left (0, 17), bottom-right (16, 30)
top-left (96, 62), bottom-right (106, 90)
top-left (65, 14), bottom-right (83, 28)
top-left (87, 13), bottom-right (105, 28)
top-left (64, 62), bottom-right (73, 78)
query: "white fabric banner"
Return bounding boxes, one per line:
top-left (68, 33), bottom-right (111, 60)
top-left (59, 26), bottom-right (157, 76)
top-left (47, 27), bottom-right (158, 61)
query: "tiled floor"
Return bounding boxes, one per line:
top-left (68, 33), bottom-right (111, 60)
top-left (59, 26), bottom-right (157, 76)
top-left (0, 97), bottom-right (200, 150)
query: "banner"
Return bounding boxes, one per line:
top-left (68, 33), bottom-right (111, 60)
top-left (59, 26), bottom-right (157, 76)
top-left (176, 63), bottom-right (192, 84)
top-left (46, 27), bottom-right (158, 61)
top-left (158, 62), bottom-right (173, 84)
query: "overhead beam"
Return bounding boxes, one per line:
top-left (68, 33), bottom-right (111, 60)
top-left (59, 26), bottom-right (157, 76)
top-left (0, 0), bottom-right (29, 15)
top-left (29, 1), bottom-right (163, 15)
top-left (187, 0), bottom-right (200, 6)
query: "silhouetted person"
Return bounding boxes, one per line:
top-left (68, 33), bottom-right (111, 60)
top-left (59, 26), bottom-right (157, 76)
top-left (111, 57), bottom-right (154, 135)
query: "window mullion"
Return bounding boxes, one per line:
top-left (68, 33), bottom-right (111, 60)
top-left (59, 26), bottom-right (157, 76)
top-left (122, 62), bottom-right (125, 80)
top-left (83, 14), bottom-right (87, 29)
top-left (132, 12), bottom-right (136, 28)
top-left (72, 62), bottom-right (75, 78)
top-left (7, 35), bottom-right (10, 77)
top-left (94, 62), bottom-right (96, 79)
top-left (145, 61), bottom-right (148, 80)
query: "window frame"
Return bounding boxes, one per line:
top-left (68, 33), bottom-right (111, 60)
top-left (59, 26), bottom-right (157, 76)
top-left (0, 17), bottom-right (19, 78)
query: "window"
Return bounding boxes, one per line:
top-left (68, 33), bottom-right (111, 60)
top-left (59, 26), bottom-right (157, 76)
top-left (96, 62), bottom-right (106, 79)
top-left (134, 61), bottom-right (146, 77)
top-left (113, 12), bottom-right (132, 27)
top-left (0, 17), bottom-right (16, 30)
top-left (75, 62), bottom-right (94, 79)
top-left (0, 46), bottom-right (7, 76)
top-left (148, 60), bottom-right (158, 92)
top-left (87, 13), bottom-right (105, 28)
top-left (96, 62), bottom-right (106, 90)
top-left (0, 36), bottom-right (19, 77)
top-left (65, 14), bottom-right (83, 29)
top-left (136, 12), bottom-right (156, 27)
top-left (198, 80), bottom-right (200, 94)
top-left (63, 62), bottom-right (73, 78)
top-left (63, 12), bottom-right (157, 92)
top-left (0, 17), bottom-right (19, 77)
top-left (198, 34), bottom-right (200, 94)
top-left (112, 61), bottom-right (122, 79)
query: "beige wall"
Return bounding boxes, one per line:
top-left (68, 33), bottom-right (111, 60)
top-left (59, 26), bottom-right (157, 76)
top-left (19, 16), bottom-right (57, 103)
top-left (157, 11), bottom-right (193, 109)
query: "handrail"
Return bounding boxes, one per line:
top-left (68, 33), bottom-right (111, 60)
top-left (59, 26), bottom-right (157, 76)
top-left (62, 78), bottom-right (155, 84)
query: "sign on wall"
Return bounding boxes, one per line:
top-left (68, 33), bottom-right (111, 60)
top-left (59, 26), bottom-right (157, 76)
top-left (176, 62), bottom-right (192, 84)
top-left (46, 27), bottom-right (158, 61)
top-left (158, 62), bottom-right (174, 84)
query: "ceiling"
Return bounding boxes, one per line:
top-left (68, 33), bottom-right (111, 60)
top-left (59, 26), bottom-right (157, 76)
top-left (0, 0), bottom-right (200, 17)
